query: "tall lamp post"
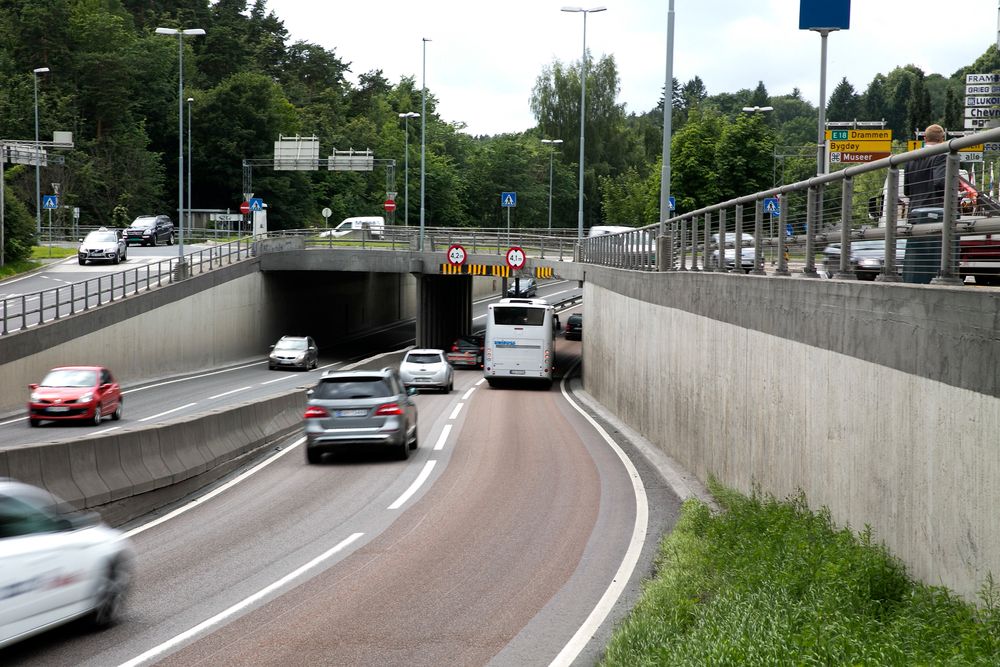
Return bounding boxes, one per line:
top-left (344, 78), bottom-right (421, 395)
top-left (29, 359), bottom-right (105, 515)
top-left (398, 112), bottom-right (420, 227)
top-left (33, 66), bottom-right (50, 238)
top-left (155, 26), bottom-right (205, 273)
top-left (540, 139), bottom-right (563, 234)
top-left (561, 6), bottom-right (606, 240)
top-left (187, 97), bottom-right (193, 236)
top-left (420, 38), bottom-right (431, 251)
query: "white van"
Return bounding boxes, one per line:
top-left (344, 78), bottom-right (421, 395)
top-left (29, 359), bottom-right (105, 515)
top-left (322, 216), bottom-right (385, 239)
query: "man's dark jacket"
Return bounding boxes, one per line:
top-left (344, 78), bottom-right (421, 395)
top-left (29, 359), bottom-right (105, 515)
top-left (904, 151), bottom-right (947, 212)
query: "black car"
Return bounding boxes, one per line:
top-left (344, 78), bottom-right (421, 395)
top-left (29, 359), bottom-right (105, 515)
top-left (564, 313), bottom-right (583, 340)
top-left (446, 334), bottom-right (485, 369)
top-left (506, 276), bottom-right (537, 297)
top-left (124, 215), bottom-right (174, 247)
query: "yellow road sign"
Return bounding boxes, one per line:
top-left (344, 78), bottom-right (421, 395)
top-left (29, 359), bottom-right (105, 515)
top-left (907, 141), bottom-right (984, 152)
top-left (829, 140), bottom-right (892, 153)
top-left (825, 129), bottom-right (892, 141)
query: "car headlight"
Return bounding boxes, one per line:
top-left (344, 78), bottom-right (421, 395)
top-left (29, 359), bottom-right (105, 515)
top-left (79, 392), bottom-right (94, 403)
top-left (30, 391), bottom-right (39, 401)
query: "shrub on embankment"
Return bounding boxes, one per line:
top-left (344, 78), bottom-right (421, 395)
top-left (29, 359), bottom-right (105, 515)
top-left (601, 481), bottom-right (1000, 665)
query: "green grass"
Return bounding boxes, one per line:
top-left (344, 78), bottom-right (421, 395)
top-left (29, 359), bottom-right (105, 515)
top-left (30, 245), bottom-right (77, 259)
top-left (0, 258), bottom-right (42, 280)
top-left (601, 481), bottom-right (1000, 666)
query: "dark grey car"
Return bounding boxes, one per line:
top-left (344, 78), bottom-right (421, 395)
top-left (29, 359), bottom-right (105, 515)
top-left (268, 335), bottom-right (318, 370)
top-left (124, 215), bottom-right (173, 247)
top-left (506, 276), bottom-right (537, 297)
top-left (821, 239), bottom-right (907, 280)
top-left (304, 368), bottom-right (418, 462)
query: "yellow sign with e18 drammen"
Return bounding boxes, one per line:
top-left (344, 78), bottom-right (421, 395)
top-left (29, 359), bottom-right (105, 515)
top-left (825, 129), bottom-right (892, 141)
top-left (829, 140), bottom-right (892, 153)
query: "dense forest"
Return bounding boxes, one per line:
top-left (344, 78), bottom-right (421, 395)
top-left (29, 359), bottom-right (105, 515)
top-left (1, 0), bottom-right (999, 263)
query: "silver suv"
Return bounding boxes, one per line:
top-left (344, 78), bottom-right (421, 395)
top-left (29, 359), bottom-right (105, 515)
top-left (304, 368), bottom-right (418, 463)
top-left (78, 228), bottom-right (127, 265)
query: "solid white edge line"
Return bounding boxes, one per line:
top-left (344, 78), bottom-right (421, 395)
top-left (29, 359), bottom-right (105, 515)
top-left (124, 437), bottom-right (305, 538)
top-left (208, 386), bottom-right (253, 400)
top-left (433, 424), bottom-right (452, 451)
top-left (116, 531), bottom-right (364, 667)
top-left (548, 361), bottom-right (648, 667)
top-left (448, 403), bottom-right (464, 420)
top-left (91, 426), bottom-right (120, 435)
top-left (388, 460), bottom-right (437, 510)
top-left (137, 402), bottom-right (197, 423)
top-left (462, 387), bottom-right (475, 401)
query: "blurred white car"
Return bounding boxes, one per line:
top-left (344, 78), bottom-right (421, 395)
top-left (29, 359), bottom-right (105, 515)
top-left (0, 479), bottom-right (133, 649)
top-left (399, 349), bottom-right (454, 393)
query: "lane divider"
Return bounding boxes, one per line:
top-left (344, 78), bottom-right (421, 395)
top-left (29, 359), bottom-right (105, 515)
top-left (388, 461), bottom-right (437, 510)
top-left (448, 403), bottom-right (464, 420)
top-left (433, 424), bottom-right (452, 451)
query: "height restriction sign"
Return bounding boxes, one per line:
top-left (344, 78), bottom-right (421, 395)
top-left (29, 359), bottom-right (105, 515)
top-left (505, 246), bottom-right (526, 270)
top-left (447, 244), bottom-right (467, 266)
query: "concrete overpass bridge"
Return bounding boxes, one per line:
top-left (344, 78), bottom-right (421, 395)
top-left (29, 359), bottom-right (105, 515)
top-left (2, 131), bottom-right (999, 601)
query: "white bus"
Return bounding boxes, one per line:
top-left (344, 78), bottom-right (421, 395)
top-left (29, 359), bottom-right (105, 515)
top-left (484, 298), bottom-right (555, 388)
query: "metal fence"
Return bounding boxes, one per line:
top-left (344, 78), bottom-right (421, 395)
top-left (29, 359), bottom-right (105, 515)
top-left (0, 238), bottom-right (254, 335)
top-left (580, 126), bottom-right (1000, 286)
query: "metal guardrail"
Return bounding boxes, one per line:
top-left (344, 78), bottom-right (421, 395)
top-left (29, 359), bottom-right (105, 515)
top-left (580, 126), bottom-right (1000, 286)
top-left (0, 238), bottom-right (254, 335)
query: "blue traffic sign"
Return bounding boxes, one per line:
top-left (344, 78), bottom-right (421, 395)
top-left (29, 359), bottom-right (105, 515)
top-left (668, 195), bottom-right (676, 212)
top-left (763, 197), bottom-right (780, 216)
top-left (42, 195), bottom-right (58, 209)
top-left (250, 198), bottom-right (264, 211)
top-left (500, 192), bottom-right (517, 208)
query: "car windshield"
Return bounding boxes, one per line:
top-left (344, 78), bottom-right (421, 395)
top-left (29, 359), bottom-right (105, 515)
top-left (130, 217), bottom-right (156, 227)
top-left (312, 378), bottom-right (392, 400)
top-left (40, 369), bottom-right (97, 388)
top-left (569, 314), bottom-right (582, 324)
top-left (406, 353), bottom-right (442, 364)
top-left (84, 232), bottom-right (117, 243)
top-left (275, 339), bottom-right (308, 350)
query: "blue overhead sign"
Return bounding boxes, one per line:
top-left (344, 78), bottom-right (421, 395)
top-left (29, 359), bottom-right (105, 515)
top-left (763, 197), bottom-right (780, 216)
top-left (799, 0), bottom-right (850, 30)
top-left (501, 192), bottom-right (516, 208)
top-left (42, 195), bottom-right (58, 209)
top-left (249, 197), bottom-right (264, 211)
top-left (668, 195), bottom-right (675, 212)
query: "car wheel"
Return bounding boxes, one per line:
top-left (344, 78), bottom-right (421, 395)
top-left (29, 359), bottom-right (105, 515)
top-left (92, 406), bottom-right (102, 426)
top-left (29, 418), bottom-right (40, 427)
top-left (112, 399), bottom-right (122, 421)
top-left (396, 439), bottom-right (410, 460)
top-left (486, 379), bottom-right (496, 388)
top-left (311, 357), bottom-right (318, 370)
top-left (306, 447), bottom-right (322, 464)
top-left (269, 364), bottom-right (275, 370)
top-left (150, 234), bottom-right (157, 247)
top-left (112, 253), bottom-right (120, 265)
top-left (88, 558), bottom-right (130, 630)
top-left (167, 232), bottom-right (173, 246)
top-left (78, 257), bottom-right (86, 265)
top-left (409, 425), bottom-right (419, 450)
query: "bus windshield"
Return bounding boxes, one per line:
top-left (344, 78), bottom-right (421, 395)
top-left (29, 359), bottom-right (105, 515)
top-left (492, 306), bottom-right (546, 327)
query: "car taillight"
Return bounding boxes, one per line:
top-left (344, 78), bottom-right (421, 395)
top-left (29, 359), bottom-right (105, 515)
top-left (565, 324), bottom-right (571, 331)
top-left (451, 343), bottom-right (459, 351)
top-left (304, 406), bottom-right (329, 419)
top-left (375, 402), bottom-right (403, 416)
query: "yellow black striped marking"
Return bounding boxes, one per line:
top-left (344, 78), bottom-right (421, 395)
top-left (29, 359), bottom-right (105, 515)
top-left (440, 263), bottom-right (502, 275)
top-left (534, 266), bottom-right (553, 279)
top-left (491, 265), bottom-right (510, 278)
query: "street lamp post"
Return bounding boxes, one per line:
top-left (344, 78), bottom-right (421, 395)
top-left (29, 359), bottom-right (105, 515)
top-left (398, 112), bottom-right (420, 227)
top-left (540, 139), bottom-right (563, 234)
top-left (420, 38), bottom-right (430, 251)
top-left (187, 97), bottom-right (193, 237)
top-left (562, 6), bottom-right (606, 240)
top-left (155, 26), bottom-right (205, 274)
top-left (33, 67), bottom-right (50, 238)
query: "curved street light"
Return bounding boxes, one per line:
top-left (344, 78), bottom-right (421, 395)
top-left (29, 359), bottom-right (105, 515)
top-left (541, 139), bottom-right (563, 234)
top-left (399, 112), bottom-right (420, 227)
top-left (156, 27), bottom-right (205, 274)
top-left (562, 7), bottom-right (606, 241)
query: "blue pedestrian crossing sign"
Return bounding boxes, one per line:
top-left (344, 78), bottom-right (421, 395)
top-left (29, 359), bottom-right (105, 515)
top-left (42, 195), bottom-right (58, 209)
top-left (501, 192), bottom-right (517, 208)
top-left (249, 197), bottom-right (264, 212)
top-left (668, 195), bottom-right (676, 212)
top-left (763, 197), bottom-right (780, 216)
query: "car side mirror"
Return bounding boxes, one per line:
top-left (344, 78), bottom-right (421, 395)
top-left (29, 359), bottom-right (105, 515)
top-left (306, 388), bottom-right (314, 397)
top-left (99, 383), bottom-right (112, 393)
top-left (407, 387), bottom-right (417, 396)
top-left (269, 345), bottom-right (275, 350)
top-left (28, 383), bottom-right (38, 390)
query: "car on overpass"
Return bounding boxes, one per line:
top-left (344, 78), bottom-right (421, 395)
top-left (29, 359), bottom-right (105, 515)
top-left (0, 478), bottom-right (134, 649)
top-left (123, 215), bottom-right (174, 247)
top-left (304, 368), bottom-right (418, 462)
top-left (821, 239), bottom-right (907, 280)
top-left (28, 366), bottom-right (123, 427)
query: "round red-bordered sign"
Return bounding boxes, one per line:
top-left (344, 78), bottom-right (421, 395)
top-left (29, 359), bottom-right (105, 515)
top-left (447, 244), bottom-right (467, 266)
top-left (505, 246), bottom-right (526, 270)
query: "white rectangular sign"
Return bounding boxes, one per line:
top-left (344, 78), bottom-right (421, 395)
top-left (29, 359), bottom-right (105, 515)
top-left (211, 213), bottom-right (242, 222)
top-left (960, 152), bottom-right (984, 162)
top-left (966, 84), bottom-right (1000, 95)
top-left (966, 73), bottom-right (1000, 84)
top-left (965, 118), bottom-right (995, 129)
top-left (983, 142), bottom-right (1000, 152)
top-left (965, 107), bottom-right (1000, 118)
top-left (966, 96), bottom-right (1000, 106)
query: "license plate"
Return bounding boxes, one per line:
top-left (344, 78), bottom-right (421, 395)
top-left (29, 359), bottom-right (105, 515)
top-left (335, 409), bottom-right (367, 417)
top-left (47, 406), bottom-right (70, 413)
top-left (509, 370), bottom-right (525, 375)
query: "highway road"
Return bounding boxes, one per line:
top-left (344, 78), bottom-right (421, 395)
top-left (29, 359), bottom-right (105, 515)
top-left (0, 282), bottom-right (682, 665)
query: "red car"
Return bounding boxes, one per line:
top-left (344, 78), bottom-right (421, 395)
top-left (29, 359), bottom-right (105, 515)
top-left (28, 366), bottom-right (123, 427)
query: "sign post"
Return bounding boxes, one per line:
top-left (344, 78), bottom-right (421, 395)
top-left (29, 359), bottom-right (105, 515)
top-left (501, 192), bottom-right (516, 245)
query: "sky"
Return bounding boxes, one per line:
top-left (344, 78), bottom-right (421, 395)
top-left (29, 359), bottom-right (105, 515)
top-left (269, 0), bottom-right (1000, 136)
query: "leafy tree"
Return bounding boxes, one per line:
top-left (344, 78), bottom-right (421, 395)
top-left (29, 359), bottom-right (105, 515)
top-left (669, 107), bottom-right (723, 211)
top-left (599, 164), bottom-right (658, 226)
top-left (2, 165), bottom-right (36, 262)
top-left (906, 72), bottom-right (932, 137)
top-left (749, 81), bottom-right (769, 108)
top-left (714, 112), bottom-right (776, 203)
top-left (861, 74), bottom-right (889, 122)
top-left (943, 87), bottom-right (963, 132)
top-left (826, 77), bottom-right (860, 122)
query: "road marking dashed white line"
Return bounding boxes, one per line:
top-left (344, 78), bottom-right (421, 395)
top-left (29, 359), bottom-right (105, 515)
top-left (448, 403), bottom-right (464, 420)
top-left (433, 424), bottom-right (452, 451)
top-left (388, 460), bottom-right (437, 510)
top-left (208, 386), bottom-right (252, 400)
top-left (138, 402), bottom-right (197, 422)
top-left (92, 426), bottom-right (120, 435)
top-left (462, 387), bottom-right (475, 400)
top-left (475, 378), bottom-right (486, 386)
top-left (117, 531), bottom-right (365, 667)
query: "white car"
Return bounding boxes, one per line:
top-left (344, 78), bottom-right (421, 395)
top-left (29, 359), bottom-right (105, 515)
top-left (78, 228), bottom-right (127, 265)
top-left (0, 479), bottom-right (133, 649)
top-left (399, 349), bottom-right (454, 393)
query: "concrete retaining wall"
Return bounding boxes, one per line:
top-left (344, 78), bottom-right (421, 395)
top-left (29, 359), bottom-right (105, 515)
top-left (583, 268), bottom-right (1000, 600)
top-left (0, 388), bottom-right (304, 525)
